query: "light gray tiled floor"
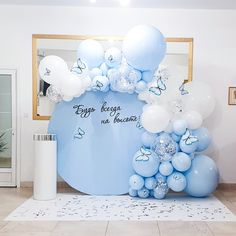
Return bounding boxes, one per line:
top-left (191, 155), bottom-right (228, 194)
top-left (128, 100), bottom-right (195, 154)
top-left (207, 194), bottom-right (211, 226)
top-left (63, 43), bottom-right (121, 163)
top-left (0, 187), bottom-right (236, 236)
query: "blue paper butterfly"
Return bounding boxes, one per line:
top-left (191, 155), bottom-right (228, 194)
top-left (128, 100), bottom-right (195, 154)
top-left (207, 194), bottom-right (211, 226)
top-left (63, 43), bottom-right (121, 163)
top-left (70, 58), bottom-right (87, 75)
top-left (44, 68), bottom-right (51, 76)
top-left (93, 80), bottom-right (104, 91)
top-left (149, 77), bottom-right (166, 96)
top-left (182, 129), bottom-right (198, 145)
top-left (136, 117), bottom-right (143, 130)
top-left (108, 55), bottom-right (114, 63)
top-left (179, 82), bottom-right (189, 95)
top-left (74, 127), bottom-right (85, 140)
top-left (135, 147), bottom-right (152, 161)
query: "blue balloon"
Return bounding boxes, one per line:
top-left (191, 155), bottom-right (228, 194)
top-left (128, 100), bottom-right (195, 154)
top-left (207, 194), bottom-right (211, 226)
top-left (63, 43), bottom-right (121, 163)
top-left (138, 187), bottom-right (150, 198)
top-left (167, 172), bottom-right (187, 192)
top-left (185, 155), bottom-right (219, 197)
top-left (152, 133), bottom-right (178, 161)
top-left (89, 68), bottom-right (103, 79)
top-left (159, 161), bottom-right (173, 176)
top-left (155, 172), bottom-right (167, 183)
top-left (141, 132), bottom-right (156, 148)
top-left (154, 191), bottom-right (166, 199)
top-left (77, 39), bottom-right (104, 69)
top-left (172, 152), bottom-right (191, 172)
top-left (135, 80), bottom-right (147, 93)
top-left (123, 25), bottom-right (166, 71)
top-left (129, 188), bottom-right (138, 197)
top-left (91, 76), bottom-right (110, 92)
top-left (179, 131), bottom-right (198, 154)
top-left (192, 127), bottom-right (211, 152)
top-left (173, 119), bottom-right (188, 136)
top-left (145, 177), bottom-right (157, 190)
top-left (142, 70), bottom-right (155, 83)
top-left (133, 147), bottom-right (160, 177)
top-left (129, 174), bottom-right (144, 190)
top-left (171, 133), bottom-right (181, 142)
top-left (105, 47), bottom-right (122, 68)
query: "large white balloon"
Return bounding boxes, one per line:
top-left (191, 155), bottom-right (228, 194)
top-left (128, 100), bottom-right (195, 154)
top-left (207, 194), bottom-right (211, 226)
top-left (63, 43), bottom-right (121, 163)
top-left (183, 110), bottom-right (203, 130)
top-left (60, 73), bottom-right (85, 98)
top-left (183, 81), bottom-right (215, 119)
top-left (141, 105), bottom-right (171, 133)
top-left (38, 55), bottom-right (68, 85)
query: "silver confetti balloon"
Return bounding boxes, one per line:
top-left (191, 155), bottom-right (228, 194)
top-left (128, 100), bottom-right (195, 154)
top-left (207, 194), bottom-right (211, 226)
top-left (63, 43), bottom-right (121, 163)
top-left (46, 85), bottom-right (63, 103)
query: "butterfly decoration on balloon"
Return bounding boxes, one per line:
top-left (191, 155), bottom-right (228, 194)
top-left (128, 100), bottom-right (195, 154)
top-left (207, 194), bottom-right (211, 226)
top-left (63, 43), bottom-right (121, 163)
top-left (39, 24), bottom-right (218, 200)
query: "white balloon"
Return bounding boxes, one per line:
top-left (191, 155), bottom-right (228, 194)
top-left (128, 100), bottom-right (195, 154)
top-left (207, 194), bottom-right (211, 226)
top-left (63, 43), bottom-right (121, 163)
top-left (82, 76), bottom-right (92, 90)
top-left (60, 73), bottom-right (84, 97)
top-left (183, 81), bottom-right (215, 119)
top-left (62, 95), bottom-right (73, 102)
top-left (38, 55), bottom-right (68, 85)
top-left (141, 105), bottom-right (171, 133)
top-left (183, 110), bottom-right (203, 129)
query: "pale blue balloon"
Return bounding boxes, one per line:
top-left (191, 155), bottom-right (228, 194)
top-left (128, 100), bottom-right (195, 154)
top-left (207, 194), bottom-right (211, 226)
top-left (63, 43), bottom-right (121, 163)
top-left (155, 172), bottom-right (167, 183)
top-left (167, 172), bottom-right (187, 192)
top-left (129, 174), bottom-right (144, 190)
top-left (159, 161), bottom-right (173, 176)
top-left (123, 25), bottom-right (166, 71)
top-left (141, 131), bottom-right (156, 148)
top-left (142, 70), bottom-right (155, 83)
top-left (138, 187), bottom-right (150, 198)
top-left (133, 148), bottom-right (160, 177)
top-left (172, 152), bottom-right (191, 172)
top-left (129, 188), bottom-right (138, 197)
top-left (105, 47), bottom-right (122, 68)
top-left (154, 191), bottom-right (166, 199)
top-left (145, 177), bottom-right (157, 190)
top-left (135, 80), bottom-right (147, 93)
top-left (179, 138), bottom-right (198, 154)
top-left (91, 76), bottom-right (109, 92)
top-left (89, 68), bottom-right (103, 79)
top-left (185, 155), bottom-right (219, 197)
top-left (193, 127), bottom-right (211, 152)
top-left (77, 39), bottom-right (104, 69)
top-left (171, 133), bottom-right (181, 142)
top-left (173, 119), bottom-right (188, 136)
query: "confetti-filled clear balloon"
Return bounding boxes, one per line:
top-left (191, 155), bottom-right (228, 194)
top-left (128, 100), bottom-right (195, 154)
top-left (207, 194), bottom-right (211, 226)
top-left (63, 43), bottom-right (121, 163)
top-left (46, 85), bottom-right (63, 103)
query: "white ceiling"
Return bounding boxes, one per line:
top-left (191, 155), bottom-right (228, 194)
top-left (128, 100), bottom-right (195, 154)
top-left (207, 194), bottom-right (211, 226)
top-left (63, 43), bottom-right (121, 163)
top-left (0, 0), bottom-right (236, 9)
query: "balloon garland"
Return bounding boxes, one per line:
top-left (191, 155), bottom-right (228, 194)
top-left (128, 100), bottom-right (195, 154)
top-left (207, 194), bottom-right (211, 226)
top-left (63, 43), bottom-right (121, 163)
top-left (39, 24), bottom-right (219, 199)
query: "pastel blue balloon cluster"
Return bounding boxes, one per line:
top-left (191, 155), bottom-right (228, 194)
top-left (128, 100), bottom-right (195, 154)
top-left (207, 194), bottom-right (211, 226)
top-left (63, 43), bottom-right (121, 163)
top-left (76, 25), bottom-right (166, 94)
top-left (129, 120), bottom-right (219, 199)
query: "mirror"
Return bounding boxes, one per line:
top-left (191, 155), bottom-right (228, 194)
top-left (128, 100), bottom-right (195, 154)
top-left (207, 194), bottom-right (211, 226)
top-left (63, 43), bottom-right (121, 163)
top-left (32, 35), bottom-right (193, 120)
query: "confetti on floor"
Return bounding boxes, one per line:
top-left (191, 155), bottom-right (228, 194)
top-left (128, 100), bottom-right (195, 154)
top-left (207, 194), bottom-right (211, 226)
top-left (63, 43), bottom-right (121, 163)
top-left (5, 194), bottom-right (236, 221)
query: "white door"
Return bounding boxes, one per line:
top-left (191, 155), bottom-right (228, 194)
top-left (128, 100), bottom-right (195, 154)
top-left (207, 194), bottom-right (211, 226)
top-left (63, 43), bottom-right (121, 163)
top-left (0, 69), bottom-right (17, 186)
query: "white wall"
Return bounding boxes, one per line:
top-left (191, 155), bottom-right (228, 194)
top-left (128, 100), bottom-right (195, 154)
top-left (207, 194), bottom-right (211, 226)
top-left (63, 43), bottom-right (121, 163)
top-left (0, 5), bottom-right (236, 183)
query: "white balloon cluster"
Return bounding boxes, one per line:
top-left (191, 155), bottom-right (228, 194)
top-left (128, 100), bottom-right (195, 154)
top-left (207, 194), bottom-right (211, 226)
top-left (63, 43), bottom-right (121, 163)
top-left (139, 71), bottom-right (216, 133)
top-left (38, 55), bottom-right (91, 102)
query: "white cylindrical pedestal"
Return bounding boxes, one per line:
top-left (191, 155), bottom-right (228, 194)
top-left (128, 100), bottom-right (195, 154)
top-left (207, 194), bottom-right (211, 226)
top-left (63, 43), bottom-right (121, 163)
top-left (33, 134), bottom-right (57, 201)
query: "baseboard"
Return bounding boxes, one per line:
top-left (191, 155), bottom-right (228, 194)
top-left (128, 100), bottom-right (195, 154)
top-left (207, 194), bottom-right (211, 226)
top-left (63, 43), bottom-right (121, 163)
top-left (20, 181), bottom-right (72, 188)
top-left (20, 182), bottom-right (236, 191)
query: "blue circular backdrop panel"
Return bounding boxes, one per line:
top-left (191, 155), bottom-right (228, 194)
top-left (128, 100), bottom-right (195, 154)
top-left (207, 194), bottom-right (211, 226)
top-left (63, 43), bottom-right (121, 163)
top-left (48, 91), bottom-right (144, 195)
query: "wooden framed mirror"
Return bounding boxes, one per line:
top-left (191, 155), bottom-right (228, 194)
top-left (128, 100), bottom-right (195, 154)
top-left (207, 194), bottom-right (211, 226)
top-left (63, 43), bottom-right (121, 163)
top-left (32, 35), bottom-right (193, 120)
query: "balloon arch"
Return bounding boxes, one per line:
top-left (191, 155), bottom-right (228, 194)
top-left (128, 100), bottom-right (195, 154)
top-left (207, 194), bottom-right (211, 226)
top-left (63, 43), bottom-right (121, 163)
top-left (39, 25), bottom-right (219, 199)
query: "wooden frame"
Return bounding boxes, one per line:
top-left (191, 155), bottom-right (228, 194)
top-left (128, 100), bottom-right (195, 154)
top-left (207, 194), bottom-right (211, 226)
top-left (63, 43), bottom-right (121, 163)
top-left (32, 34), bottom-right (194, 120)
top-left (228, 87), bottom-right (236, 105)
